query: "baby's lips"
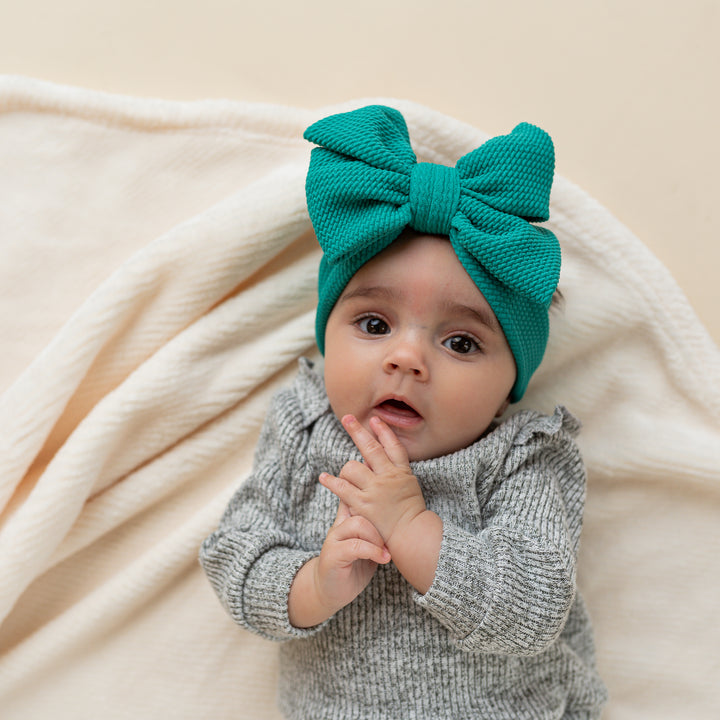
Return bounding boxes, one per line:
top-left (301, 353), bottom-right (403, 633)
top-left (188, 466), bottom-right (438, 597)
top-left (376, 399), bottom-right (420, 418)
top-left (373, 398), bottom-right (424, 428)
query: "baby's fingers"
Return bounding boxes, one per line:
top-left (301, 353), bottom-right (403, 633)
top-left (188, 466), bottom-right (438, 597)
top-left (337, 537), bottom-right (390, 566)
top-left (329, 515), bottom-right (391, 565)
top-left (320, 470), bottom-right (362, 505)
top-left (369, 416), bottom-right (410, 466)
top-left (341, 415), bottom-right (394, 471)
top-left (332, 499), bottom-right (352, 527)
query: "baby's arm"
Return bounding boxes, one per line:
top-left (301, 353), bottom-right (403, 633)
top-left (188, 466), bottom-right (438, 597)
top-left (288, 500), bottom-right (390, 628)
top-left (416, 409), bottom-right (585, 655)
top-left (321, 409), bottom-right (585, 656)
top-left (200, 391), bottom-right (327, 641)
top-left (319, 415), bottom-right (443, 594)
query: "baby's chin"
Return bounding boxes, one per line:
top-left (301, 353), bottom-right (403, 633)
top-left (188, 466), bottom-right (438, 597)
top-left (402, 428), bottom-right (492, 462)
top-left (398, 435), bottom-right (463, 463)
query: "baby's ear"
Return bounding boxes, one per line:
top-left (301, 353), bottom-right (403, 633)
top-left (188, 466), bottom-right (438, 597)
top-left (495, 397), bottom-right (511, 418)
top-left (550, 287), bottom-right (565, 313)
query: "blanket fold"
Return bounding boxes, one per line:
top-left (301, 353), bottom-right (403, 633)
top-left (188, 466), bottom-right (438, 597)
top-left (0, 76), bottom-right (718, 720)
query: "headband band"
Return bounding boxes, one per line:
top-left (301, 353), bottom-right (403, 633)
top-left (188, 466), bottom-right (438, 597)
top-left (304, 105), bottom-right (560, 401)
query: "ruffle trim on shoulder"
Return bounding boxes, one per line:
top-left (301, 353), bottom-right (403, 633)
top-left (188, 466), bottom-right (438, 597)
top-left (513, 406), bottom-right (581, 445)
top-left (292, 357), bottom-right (332, 428)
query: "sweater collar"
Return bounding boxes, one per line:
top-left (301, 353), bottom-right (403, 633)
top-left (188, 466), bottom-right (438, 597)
top-left (293, 357), bottom-right (332, 428)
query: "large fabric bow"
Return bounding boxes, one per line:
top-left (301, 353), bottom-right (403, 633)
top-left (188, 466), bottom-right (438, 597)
top-left (304, 105), bottom-right (561, 401)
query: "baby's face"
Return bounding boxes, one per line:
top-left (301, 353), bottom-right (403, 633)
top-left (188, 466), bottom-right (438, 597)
top-left (323, 233), bottom-right (516, 461)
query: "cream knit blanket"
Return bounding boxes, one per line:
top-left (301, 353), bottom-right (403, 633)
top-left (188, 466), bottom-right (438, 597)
top-left (0, 76), bottom-right (718, 719)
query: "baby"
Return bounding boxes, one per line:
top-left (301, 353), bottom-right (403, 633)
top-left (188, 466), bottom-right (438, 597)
top-left (200, 105), bottom-right (607, 719)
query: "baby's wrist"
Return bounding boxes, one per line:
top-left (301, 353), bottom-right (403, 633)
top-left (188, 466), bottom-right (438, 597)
top-left (312, 558), bottom-right (344, 618)
top-left (385, 510), bottom-right (443, 594)
top-left (289, 557), bottom-right (336, 628)
top-left (386, 507), bottom-right (435, 552)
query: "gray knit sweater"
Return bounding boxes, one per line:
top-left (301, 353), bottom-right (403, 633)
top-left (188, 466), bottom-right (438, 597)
top-left (200, 359), bottom-right (607, 719)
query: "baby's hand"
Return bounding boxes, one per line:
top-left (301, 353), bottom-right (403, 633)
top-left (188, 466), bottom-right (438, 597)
top-left (317, 499), bottom-right (390, 606)
top-left (320, 415), bottom-right (427, 547)
top-left (289, 500), bottom-right (390, 628)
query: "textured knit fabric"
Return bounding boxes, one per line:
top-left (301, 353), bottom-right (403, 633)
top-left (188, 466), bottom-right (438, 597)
top-left (200, 359), bottom-right (607, 720)
top-left (303, 105), bottom-right (560, 400)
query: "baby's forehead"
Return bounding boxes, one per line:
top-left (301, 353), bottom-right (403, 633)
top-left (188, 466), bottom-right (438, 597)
top-left (343, 233), bottom-right (483, 295)
top-left (348, 233), bottom-right (451, 271)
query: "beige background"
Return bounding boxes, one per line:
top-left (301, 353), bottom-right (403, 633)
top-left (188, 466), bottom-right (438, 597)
top-left (1, 0), bottom-right (717, 344)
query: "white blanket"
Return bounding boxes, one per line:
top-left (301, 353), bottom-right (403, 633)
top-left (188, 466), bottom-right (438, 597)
top-left (1, 76), bottom-right (718, 719)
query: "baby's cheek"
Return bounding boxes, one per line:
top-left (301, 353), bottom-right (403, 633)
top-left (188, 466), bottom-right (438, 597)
top-left (445, 391), bottom-right (496, 441)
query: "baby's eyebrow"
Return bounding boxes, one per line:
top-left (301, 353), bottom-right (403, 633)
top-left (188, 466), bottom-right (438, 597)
top-left (442, 300), bottom-right (501, 333)
top-left (338, 285), bottom-right (501, 333)
top-left (337, 285), bottom-right (400, 304)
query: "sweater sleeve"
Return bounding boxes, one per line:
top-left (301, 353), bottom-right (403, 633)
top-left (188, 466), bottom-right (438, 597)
top-left (199, 391), bottom-right (323, 641)
top-left (415, 408), bottom-right (585, 656)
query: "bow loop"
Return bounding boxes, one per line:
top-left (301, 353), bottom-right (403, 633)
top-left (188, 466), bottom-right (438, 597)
top-left (304, 105), bottom-right (417, 174)
top-left (455, 210), bottom-right (560, 306)
top-left (304, 105), bottom-right (416, 267)
top-left (457, 123), bottom-right (554, 222)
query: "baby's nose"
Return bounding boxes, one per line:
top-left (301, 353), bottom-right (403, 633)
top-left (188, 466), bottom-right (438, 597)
top-left (382, 336), bottom-right (428, 379)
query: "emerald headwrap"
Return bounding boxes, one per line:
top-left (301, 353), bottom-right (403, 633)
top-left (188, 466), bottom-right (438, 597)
top-left (304, 105), bottom-right (560, 401)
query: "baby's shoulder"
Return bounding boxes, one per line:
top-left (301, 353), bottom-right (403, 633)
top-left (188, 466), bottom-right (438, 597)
top-left (263, 358), bottom-right (331, 439)
top-left (491, 405), bottom-right (585, 483)
top-left (289, 358), bottom-right (330, 424)
top-left (498, 405), bottom-right (581, 447)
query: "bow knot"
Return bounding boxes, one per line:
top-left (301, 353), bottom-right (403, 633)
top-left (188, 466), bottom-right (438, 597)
top-left (409, 162), bottom-right (460, 235)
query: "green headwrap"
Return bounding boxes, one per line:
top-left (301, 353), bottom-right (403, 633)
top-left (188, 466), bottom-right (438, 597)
top-left (304, 105), bottom-right (560, 401)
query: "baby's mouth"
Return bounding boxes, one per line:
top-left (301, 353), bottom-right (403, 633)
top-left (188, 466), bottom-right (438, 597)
top-left (374, 398), bottom-right (423, 426)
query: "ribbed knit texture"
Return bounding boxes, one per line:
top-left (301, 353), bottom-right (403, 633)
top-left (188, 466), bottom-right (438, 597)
top-left (200, 360), bottom-right (607, 719)
top-left (303, 105), bottom-right (561, 400)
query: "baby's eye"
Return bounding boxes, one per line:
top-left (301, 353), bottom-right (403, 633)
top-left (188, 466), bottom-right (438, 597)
top-left (443, 335), bottom-right (479, 354)
top-left (357, 316), bottom-right (390, 335)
